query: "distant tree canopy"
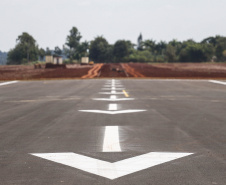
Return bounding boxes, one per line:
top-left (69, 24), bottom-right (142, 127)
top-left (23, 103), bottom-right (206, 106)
top-left (63, 26), bottom-right (89, 61)
top-left (89, 36), bottom-right (111, 63)
top-left (5, 28), bottom-right (226, 65)
top-left (7, 32), bottom-right (39, 64)
top-left (88, 35), bottom-right (226, 63)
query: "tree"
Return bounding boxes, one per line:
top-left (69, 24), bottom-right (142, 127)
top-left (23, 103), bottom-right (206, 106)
top-left (143, 40), bottom-right (156, 53)
top-left (65, 27), bottom-right (82, 60)
top-left (17, 32), bottom-right (37, 63)
top-left (113, 40), bottom-right (130, 61)
top-left (54, 46), bottom-right (62, 55)
top-left (179, 43), bottom-right (212, 62)
top-left (45, 47), bottom-right (52, 55)
top-left (7, 32), bottom-right (38, 64)
top-left (76, 41), bottom-right (89, 59)
top-left (39, 48), bottom-right (46, 61)
top-left (165, 44), bottom-right (177, 62)
top-left (89, 36), bottom-right (111, 63)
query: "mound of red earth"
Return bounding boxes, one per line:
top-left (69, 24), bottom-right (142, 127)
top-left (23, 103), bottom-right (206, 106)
top-left (1, 63), bottom-right (226, 80)
top-left (127, 63), bottom-right (226, 79)
top-left (99, 63), bottom-right (127, 77)
top-left (0, 65), bottom-right (91, 80)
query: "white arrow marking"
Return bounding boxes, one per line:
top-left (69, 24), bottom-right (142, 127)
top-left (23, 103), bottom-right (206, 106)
top-left (104, 85), bottom-right (124, 88)
top-left (99, 92), bottom-right (124, 95)
top-left (79, 109), bottom-right (146, 114)
top-left (93, 95), bottom-right (134, 101)
top-left (102, 88), bottom-right (124, 90)
top-left (105, 83), bottom-right (121, 86)
top-left (0, 81), bottom-right (18, 86)
top-left (31, 152), bottom-right (193, 180)
top-left (209, 80), bottom-right (226, 86)
top-left (103, 126), bottom-right (121, 152)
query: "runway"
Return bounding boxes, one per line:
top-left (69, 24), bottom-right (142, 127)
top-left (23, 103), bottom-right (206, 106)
top-left (0, 79), bottom-right (226, 184)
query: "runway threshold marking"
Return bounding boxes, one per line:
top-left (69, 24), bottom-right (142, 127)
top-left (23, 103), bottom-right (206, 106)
top-left (209, 80), bottom-right (226, 86)
top-left (31, 152), bottom-right (193, 180)
top-left (123, 90), bottom-right (129, 97)
top-left (0, 81), bottom-right (18, 86)
top-left (31, 79), bottom-right (195, 180)
top-left (103, 126), bottom-right (121, 152)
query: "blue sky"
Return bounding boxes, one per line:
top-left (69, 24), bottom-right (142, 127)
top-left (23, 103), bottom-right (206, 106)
top-left (0, 0), bottom-right (226, 51)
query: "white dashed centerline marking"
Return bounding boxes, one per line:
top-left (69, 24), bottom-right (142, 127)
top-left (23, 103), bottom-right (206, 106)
top-left (0, 81), bottom-right (18, 86)
top-left (109, 104), bottom-right (117, 111)
top-left (103, 126), bottom-right (121, 152)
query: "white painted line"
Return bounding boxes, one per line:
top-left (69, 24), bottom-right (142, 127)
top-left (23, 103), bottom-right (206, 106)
top-left (79, 109), bottom-right (146, 114)
top-left (102, 88), bottom-right (124, 90)
top-left (0, 81), bottom-right (18, 86)
top-left (31, 152), bottom-right (193, 180)
top-left (92, 95), bottom-right (135, 101)
top-left (109, 104), bottom-right (117, 111)
top-left (99, 92), bottom-right (124, 95)
top-left (93, 98), bottom-right (135, 101)
top-left (103, 126), bottom-right (121, 152)
top-left (209, 80), bottom-right (226, 86)
top-left (111, 90), bottom-right (116, 94)
top-left (104, 85), bottom-right (124, 88)
top-left (110, 95), bottom-right (116, 100)
top-left (105, 83), bottom-right (121, 85)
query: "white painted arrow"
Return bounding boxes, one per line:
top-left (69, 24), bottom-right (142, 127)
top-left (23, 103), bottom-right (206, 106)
top-left (102, 88), bottom-right (124, 90)
top-left (79, 109), bottom-right (146, 114)
top-left (80, 103), bottom-right (146, 114)
top-left (93, 96), bottom-right (135, 101)
top-left (99, 92), bottom-right (124, 95)
top-left (31, 152), bottom-right (193, 180)
top-left (104, 85), bottom-right (124, 88)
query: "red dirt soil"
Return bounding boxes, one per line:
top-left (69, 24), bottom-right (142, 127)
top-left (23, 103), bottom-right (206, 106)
top-left (0, 65), bottom-right (91, 80)
top-left (99, 63), bottom-right (127, 77)
top-left (1, 63), bottom-right (226, 80)
top-left (127, 63), bottom-right (226, 79)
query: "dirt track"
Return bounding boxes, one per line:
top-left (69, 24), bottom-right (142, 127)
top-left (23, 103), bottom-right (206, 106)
top-left (1, 63), bottom-right (226, 80)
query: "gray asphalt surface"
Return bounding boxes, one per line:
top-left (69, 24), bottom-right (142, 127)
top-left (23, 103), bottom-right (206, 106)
top-left (0, 79), bottom-right (226, 185)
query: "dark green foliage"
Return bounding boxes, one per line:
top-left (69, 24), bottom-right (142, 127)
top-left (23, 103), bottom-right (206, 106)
top-left (113, 40), bottom-right (130, 61)
top-left (89, 36), bottom-right (111, 63)
top-left (54, 46), bottom-right (62, 55)
top-left (65, 27), bottom-right (82, 61)
top-left (45, 47), bottom-right (52, 55)
top-left (7, 32), bottom-right (38, 64)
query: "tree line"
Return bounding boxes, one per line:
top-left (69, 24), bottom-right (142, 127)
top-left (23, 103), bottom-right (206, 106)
top-left (7, 27), bottom-right (226, 65)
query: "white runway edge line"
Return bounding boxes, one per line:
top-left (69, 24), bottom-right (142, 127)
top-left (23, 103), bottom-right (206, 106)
top-left (0, 81), bottom-right (18, 86)
top-left (103, 126), bottom-right (121, 152)
top-left (209, 80), bottom-right (226, 86)
top-left (31, 152), bottom-right (193, 180)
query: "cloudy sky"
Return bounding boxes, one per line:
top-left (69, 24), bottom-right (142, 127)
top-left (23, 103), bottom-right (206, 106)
top-left (0, 0), bottom-right (226, 51)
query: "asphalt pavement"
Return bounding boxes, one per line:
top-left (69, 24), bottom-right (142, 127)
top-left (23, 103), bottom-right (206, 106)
top-left (0, 79), bottom-right (226, 185)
